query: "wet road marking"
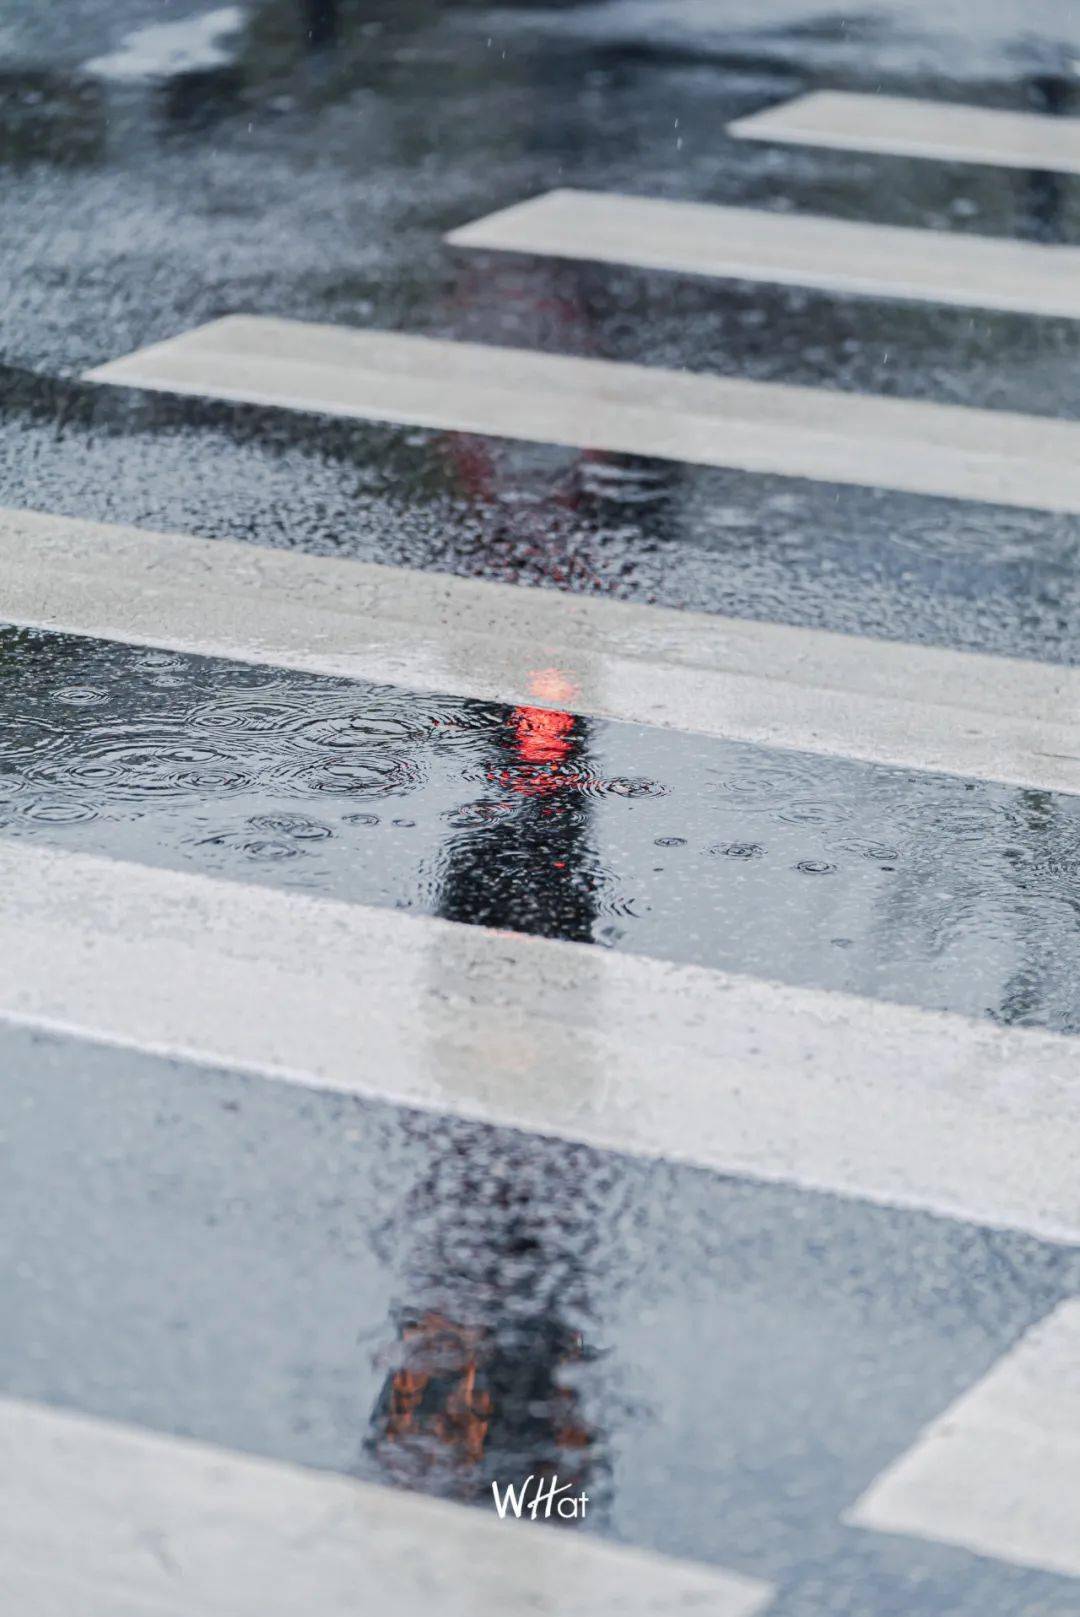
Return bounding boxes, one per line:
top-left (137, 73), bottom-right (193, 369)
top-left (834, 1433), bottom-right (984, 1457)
top-left (5, 504), bottom-right (1080, 797)
top-left (84, 315), bottom-right (1080, 516)
top-left (82, 5), bottom-right (244, 81)
top-left (3, 839), bottom-right (1080, 1247)
top-left (728, 90), bottom-right (1080, 177)
top-left (448, 189), bottom-right (1080, 321)
top-left (848, 1300), bottom-right (1080, 1580)
top-left (0, 1395), bottom-right (771, 1616)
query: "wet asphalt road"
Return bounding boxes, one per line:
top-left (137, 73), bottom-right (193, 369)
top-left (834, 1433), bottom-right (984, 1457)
top-left (4, 1022), bottom-right (1080, 1616)
top-left (3, 1), bottom-right (1080, 1612)
top-left (3, 0), bottom-right (1080, 660)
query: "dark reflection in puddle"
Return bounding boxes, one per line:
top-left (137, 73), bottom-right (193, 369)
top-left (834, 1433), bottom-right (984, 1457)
top-left (5, 625), bottom-right (1080, 1033)
top-left (159, 66), bottom-right (247, 132)
top-left (0, 71), bottom-right (106, 166)
top-left (436, 697), bottom-right (602, 943)
top-left (364, 1125), bottom-right (602, 1515)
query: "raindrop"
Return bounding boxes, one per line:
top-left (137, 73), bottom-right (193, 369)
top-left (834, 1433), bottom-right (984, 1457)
top-left (709, 842), bottom-right (764, 859)
top-left (54, 686), bottom-right (107, 707)
top-left (794, 859), bottom-right (836, 876)
top-left (247, 812), bottom-right (333, 841)
top-left (191, 697), bottom-right (308, 736)
top-left (779, 799), bottom-right (850, 826)
top-left (241, 838), bottom-right (301, 863)
top-left (444, 800), bottom-right (516, 829)
top-left (288, 756), bottom-right (419, 799)
top-left (293, 706), bottom-right (433, 749)
top-left (605, 777), bottom-right (667, 798)
top-left (22, 801), bottom-right (97, 825)
top-left (711, 761), bottom-right (816, 804)
top-left (837, 838), bottom-right (900, 862)
top-left (135, 652), bottom-right (184, 671)
top-left (57, 736), bottom-right (250, 798)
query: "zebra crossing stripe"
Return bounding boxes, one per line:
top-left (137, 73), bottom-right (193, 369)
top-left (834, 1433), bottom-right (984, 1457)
top-left (447, 189), bottom-right (1080, 320)
top-left (0, 1395), bottom-right (772, 1615)
top-left (847, 1299), bottom-right (1080, 1580)
top-left (3, 839), bottom-right (1080, 1247)
top-left (728, 90), bottom-right (1080, 176)
top-left (4, 504), bottom-right (1080, 797)
top-left (84, 315), bottom-right (1080, 515)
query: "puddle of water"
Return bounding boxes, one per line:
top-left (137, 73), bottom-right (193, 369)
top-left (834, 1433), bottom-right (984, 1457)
top-left (4, 625), bottom-right (1080, 1033)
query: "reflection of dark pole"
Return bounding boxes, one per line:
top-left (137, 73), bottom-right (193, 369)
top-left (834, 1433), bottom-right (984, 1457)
top-left (364, 1124), bottom-right (601, 1513)
top-left (302, 0), bottom-right (338, 49)
top-left (435, 705), bottom-right (600, 943)
top-left (1023, 74), bottom-right (1071, 243)
top-left (364, 709), bottom-right (604, 1512)
top-left (366, 1275), bottom-right (595, 1505)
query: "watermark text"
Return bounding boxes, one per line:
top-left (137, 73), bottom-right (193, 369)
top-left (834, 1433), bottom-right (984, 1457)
top-left (492, 1474), bottom-right (589, 1521)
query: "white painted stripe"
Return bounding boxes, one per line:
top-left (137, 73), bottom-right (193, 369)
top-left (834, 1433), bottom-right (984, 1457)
top-left (84, 315), bottom-right (1080, 516)
top-left (0, 1396), bottom-right (769, 1616)
top-left (729, 90), bottom-right (1080, 177)
top-left (448, 189), bottom-right (1080, 321)
top-left (848, 1300), bottom-right (1080, 1580)
top-left (5, 504), bottom-right (1080, 796)
top-left (4, 840), bottom-right (1080, 1246)
top-left (83, 6), bottom-right (243, 82)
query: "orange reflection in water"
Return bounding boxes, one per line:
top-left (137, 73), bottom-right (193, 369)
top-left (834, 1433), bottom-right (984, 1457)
top-left (488, 669), bottom-right (587, 799)
top-left (511, 704), bottom-right (575, 766)
top-left (373, 1309), bottom-right (593, 1495)
top-left (380, 1313), bottom-right (494, 1480)
top-left (527, 668), bottom-right (580, 708)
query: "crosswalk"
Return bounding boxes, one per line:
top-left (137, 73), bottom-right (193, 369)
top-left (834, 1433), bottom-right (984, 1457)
top-left (848, 1300), bottom-right (1080, 1580)
top-left (86, 315), bottom-right (1080, 514)
top-left (448, 188), bottom-right (1080, 319)
top-left (6, 64), bottom-right (1080, 1617)
top-left (729, 90), bottom-right (1080, 176)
